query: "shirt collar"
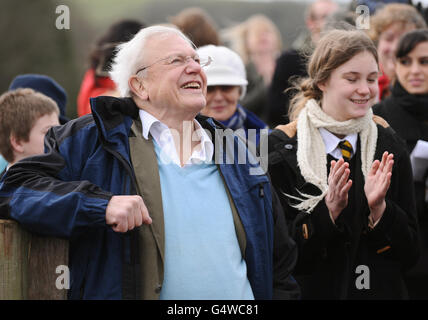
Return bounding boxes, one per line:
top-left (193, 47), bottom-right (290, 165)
top-left (139, 109), bottom-right (165, 141)
top-left (138, 109), bottom-right (213, 165)
top-left (191, 120), bottom-right (214, 164)
top-left (319, 127), bottom-right (358, 157)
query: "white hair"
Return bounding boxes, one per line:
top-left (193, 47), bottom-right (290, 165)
top-left (110, 25), bottom-right (193, 97)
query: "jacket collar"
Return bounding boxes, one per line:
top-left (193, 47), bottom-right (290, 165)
top-left (90, 96), bottom-right (139, 162)
top-left (90, 96), bottom-right (138, 137)
top-left (90, 96), bottom-right (268, 185)
top-left (90, 96), bottom-right (216, 149)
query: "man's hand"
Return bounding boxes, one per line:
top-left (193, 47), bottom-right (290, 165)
top-left (325, 158), bottom-right (353, 221)
top-left (364, 152), bottom-right (394, 223)
top-left (106, 195), bottom-right (152, 233)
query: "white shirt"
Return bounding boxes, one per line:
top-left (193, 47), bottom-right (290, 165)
top-left (139, 109), bottom-right (214, 167)
top-left (319, 128), bottom-right (358, 160)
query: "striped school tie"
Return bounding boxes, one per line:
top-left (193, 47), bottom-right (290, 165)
top-left (338, 140), bottom-right (353, 162)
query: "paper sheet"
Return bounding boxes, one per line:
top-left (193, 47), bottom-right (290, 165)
top-left (410, 140), bottom-right (428, 182)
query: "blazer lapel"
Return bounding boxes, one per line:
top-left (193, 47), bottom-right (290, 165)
top-left (129, 119), bottom-right (165, 262)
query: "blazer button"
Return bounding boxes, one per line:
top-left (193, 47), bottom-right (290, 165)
top-left (284, 144), bottom-right (293, 150)
top-left (155, 284), bottom-right (162, 293)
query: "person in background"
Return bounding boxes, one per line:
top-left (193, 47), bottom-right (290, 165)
top-left (0, 25), bottom-right (299, 300)
top-left (373, 29), bottom-right (428, 299)
top-left (410, 0), bottom-right (428, 25)
top-left (169, 7), bottom-right (220, 47)
top-left (0, 88), bottom-right (59, 174)
top-left (267, 0), bottom-right (339, 127)
top-left (221, 15), bottom-right (282, 122)
top-left (2, 73), bottom-right (70, 171)
top-left (267, 29), bottom-right (419, 299)
top-left (197, 44), bottom-right (268, 146)
top-left (9, 74), bottom-right (69, 125)
top-left (77, 19), bottom-right (144, 116)
top-left (292, 0), bottom-right (339, 53)
top-left (367, 3), bottom-right (426, 99)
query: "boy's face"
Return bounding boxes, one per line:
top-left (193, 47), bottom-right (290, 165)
top-left (18, 112), bottom-right (59, 160)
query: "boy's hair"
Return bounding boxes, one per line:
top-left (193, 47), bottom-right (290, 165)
top-left (0, 88), bottom-right (59, 162)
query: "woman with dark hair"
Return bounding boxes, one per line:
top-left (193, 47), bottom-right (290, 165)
top-left (267, 29), bottom-right (419, 299)
top-left (373, 29), bottom-right (428, 299)
top-left (77, 20), bottom-right (144, 116)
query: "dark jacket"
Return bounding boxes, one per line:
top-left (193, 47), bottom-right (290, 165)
top-left (266, 49), bottom-right (307, 127)
top-left (241, 62), bottom-right (268, 122)
top-left (0, 96), bottom-right (299, 300)
top-left (373, 82), bottom-right (428, 299)
top-left (266, 119), bottom-right (419, 299)
top-left (373, 82), bottom-right (428, 218)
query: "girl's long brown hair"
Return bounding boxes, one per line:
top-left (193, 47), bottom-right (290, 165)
top-left (288, 29), bottom-right (378, 121)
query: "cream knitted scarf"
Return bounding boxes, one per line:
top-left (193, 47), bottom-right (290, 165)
top-left (287, 98), bottom-right (378, 213)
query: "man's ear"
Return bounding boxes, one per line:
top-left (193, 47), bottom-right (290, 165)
top-left (129, 76), bottom-right (149, 101)
top-left (9, 134), bottom-right (24, 154)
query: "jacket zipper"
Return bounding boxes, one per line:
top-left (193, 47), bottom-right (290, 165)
top-left (259, 183), bottom-right (264, 198)
top-left (102, 144), bottom-right (141, 300)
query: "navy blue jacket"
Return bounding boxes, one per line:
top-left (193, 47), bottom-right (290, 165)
top-left (0, 96), bottom-right (298, 299)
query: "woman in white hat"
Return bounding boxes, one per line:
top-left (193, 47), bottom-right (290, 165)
top-left (196, 45), bottom-right (268, 144)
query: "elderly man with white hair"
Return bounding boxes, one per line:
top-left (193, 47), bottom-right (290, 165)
top-left (0, 25), bottom-right (299, 300)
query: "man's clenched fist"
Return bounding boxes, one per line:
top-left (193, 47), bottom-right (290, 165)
top-left (106, 195), bottom-right (152, 232)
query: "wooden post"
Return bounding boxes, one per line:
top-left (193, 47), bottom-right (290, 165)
top-left (0, 220), bottom-right (28, 299)
top-left (0, 219), bottom-right (68, 299)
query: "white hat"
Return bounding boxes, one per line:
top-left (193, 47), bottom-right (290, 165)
top-left (197, 45), bottom-right (248, 100)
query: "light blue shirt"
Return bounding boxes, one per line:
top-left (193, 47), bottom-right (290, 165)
top-left (0, 155), bottom-right (7, 173)
top-left (154, 141), bottom-right (254, 300)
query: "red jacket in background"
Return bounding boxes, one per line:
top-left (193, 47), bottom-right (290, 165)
top-left (77, 69), bottom-right (117, 117)
top-left (378, 64), bottom-right (391, 101)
